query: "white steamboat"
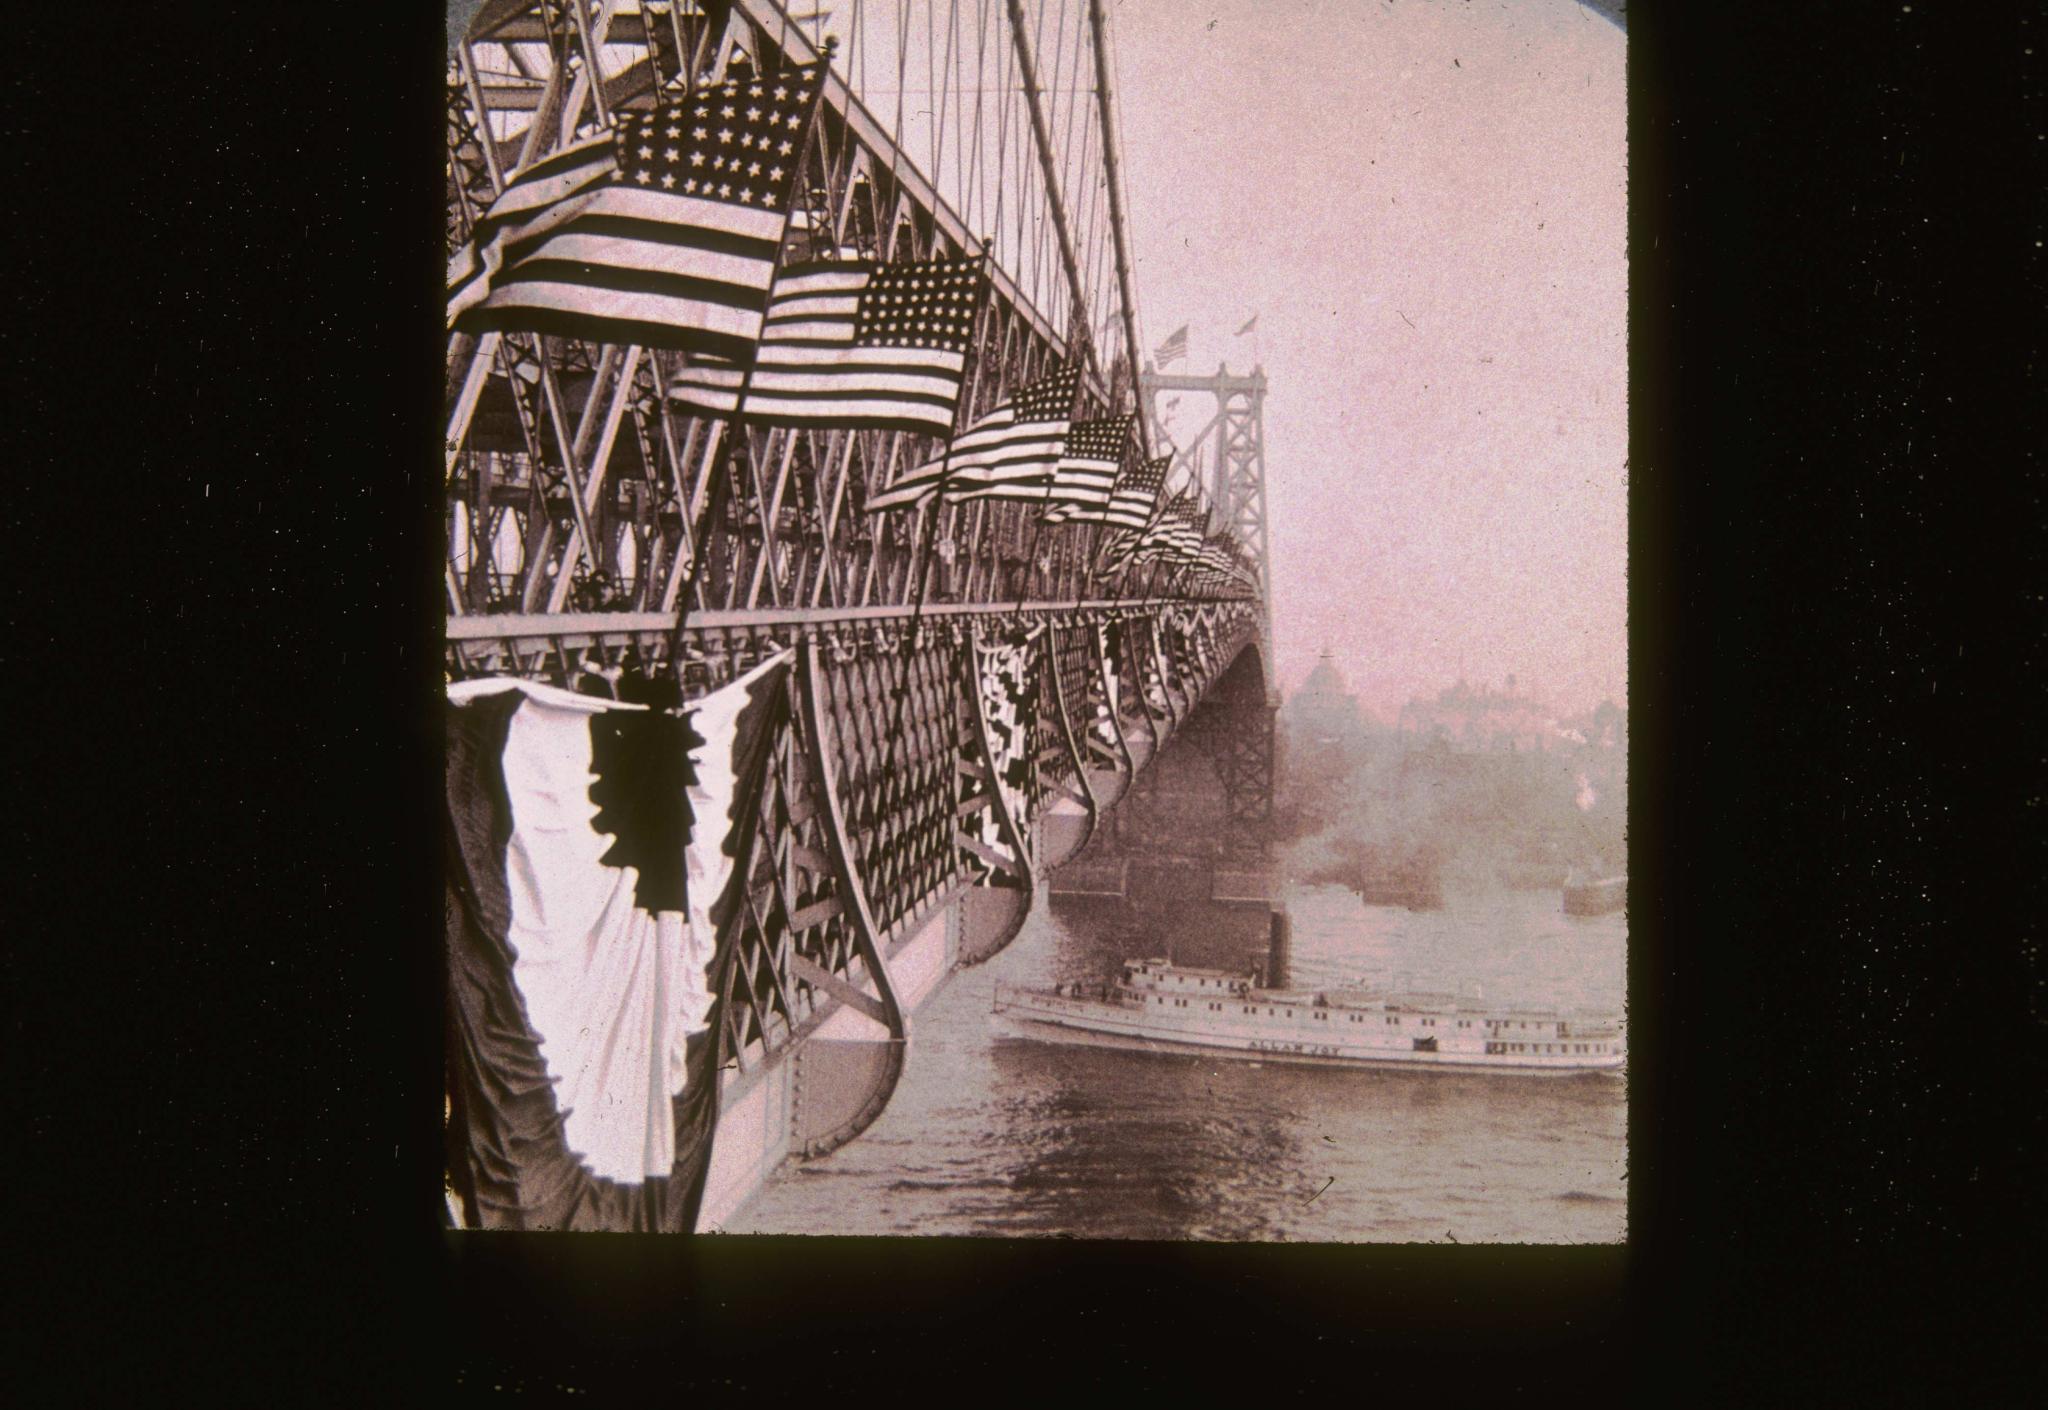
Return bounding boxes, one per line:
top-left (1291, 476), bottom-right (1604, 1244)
top-left (993, 956), bottom-right (1624, 1074)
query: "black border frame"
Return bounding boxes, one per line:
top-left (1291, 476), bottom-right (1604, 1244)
top-left (13, 0), bottom-right (2041, 1398)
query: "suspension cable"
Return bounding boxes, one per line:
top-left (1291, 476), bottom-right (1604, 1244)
top-left (1003, 0), bottom-right (1100, 386)
top-left (1089, 0), bottom-right (1149, 453)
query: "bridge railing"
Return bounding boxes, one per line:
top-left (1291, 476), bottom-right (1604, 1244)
top-left (445, 597), bottom-right (1257, 1096)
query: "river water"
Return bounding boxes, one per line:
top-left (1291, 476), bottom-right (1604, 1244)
top-left (724, 881), bottom-right (1626, 1242)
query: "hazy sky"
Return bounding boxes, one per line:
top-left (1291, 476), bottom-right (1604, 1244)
top-left (1112, 0), bottom-right (1626, 719)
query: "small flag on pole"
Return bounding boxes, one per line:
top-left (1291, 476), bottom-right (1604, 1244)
top-left (1235, 313), bottom-right (1259, 337)
top-left (1154, 325), bottom-right (1188, 367)
top-left (667, 255), bottom-right (984, 435)
top-left (448, 63), bottom-right (827, 360)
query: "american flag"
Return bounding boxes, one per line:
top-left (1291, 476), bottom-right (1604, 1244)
top-left (1153, 496), bottom-right (1209, 563)
top-left (1037, 415), bottom-right (1135, 518)
top-left (448, 64), bottom-right (826, 360)
top-left (1154, 325), bottom-right (1188, 367)
top-left (666, 255), bottom-right (984, 434)
top-left (1098, 453), bottom-right (1169, 531)
top-left (1052, 451), bottom-right (1166, 529)
top-left (863, 363), bottom-right (1082, 510)
top-left (1197, 534), bottom-right (1237, 574)
top-left (1106, 489), bottom-right (1197, 572)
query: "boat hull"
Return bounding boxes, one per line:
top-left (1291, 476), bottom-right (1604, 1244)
top-left (992, 991), bottom-right (1624, 1075)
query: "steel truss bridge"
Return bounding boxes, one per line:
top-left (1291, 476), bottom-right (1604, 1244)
top-left (444, 0), bottom-right (1280, 1228)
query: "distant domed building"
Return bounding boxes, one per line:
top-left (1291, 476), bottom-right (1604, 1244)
top-left (1285, 650), bottom-right (1366, 745)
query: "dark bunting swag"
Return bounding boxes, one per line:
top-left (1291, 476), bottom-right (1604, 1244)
top-left (442, 655), bottom-right (791, 1230)
top-left (963, 629), bottom-right (1040, 880)
top-left (1094, 619), bottom-right (1125, 750)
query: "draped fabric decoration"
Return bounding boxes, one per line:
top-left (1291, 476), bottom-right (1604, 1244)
top-left (963, 631), bottom-right (1039, 881)
top-left (1193, 606), bottom-right (1219, 680)
top-left (1173, 606), bottom-right (1213, 683)
top-left (1162, 613), bottom-right (1190, 697)
top-left (1093, 620), bottom-right (1125, 750)
top-left (442, 655), bottom-right (793, 1231)
top-left (1140, 619), bottom-right (1172, 716)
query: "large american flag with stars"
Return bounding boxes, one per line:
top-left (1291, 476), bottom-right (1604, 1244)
top-left (865, 363), bottom-right (1084, 510)
top-left (448, 63), bottom-right (826, 360)
top-left (667, 255), bottom-right (986, 435)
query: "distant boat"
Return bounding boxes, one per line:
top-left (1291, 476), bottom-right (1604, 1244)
top-left (1345, 845), bottom-right (1443, 911)
top-left (1562, 874), bottom-right (1626, 917)
top-left (1353, 869), bottom-right (1443, 911)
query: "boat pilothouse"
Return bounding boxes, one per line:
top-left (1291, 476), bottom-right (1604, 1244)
top-left (993, 955), bottom-right (1625, 1074)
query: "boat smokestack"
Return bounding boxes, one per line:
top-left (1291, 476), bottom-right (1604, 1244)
top-left (1265, 908), bottom-right (1292, 991)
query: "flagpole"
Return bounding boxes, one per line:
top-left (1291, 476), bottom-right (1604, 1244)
top-left (1014, 432), bottom-right (1066, 614)
top-left (1010, 370), bottom-right (1085, 615)
top-left (667, 45), bottom-right (837, 687)
top-left (1016, 370), bottom-right (1114, 613)
top-left (876, 244), bottom-right (996, 773)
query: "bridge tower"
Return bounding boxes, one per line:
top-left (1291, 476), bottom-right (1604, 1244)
top-left (1141, 366), bottom-right (1277, 705)
top-left (1050, 367), bottom-right (1283, 975)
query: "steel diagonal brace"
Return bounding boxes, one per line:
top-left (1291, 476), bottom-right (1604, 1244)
top-left (545, 344), bottom-right (645, 612)
top-left (797, 636), bottom-right (909, 1041)
top-left (517, 345), bottom-right (614, 610)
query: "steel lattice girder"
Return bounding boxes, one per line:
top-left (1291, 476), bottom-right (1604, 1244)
top-left (1137, 367), bottom-right (1276, 700)
top-left (444, 0), bottom-right (1162, 622)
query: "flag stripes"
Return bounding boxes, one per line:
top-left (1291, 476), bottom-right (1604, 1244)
top-left (447, 134), bottom-right (616, 321)
top-left (864, 364), bottom-right (1081, 510)
top-left (448, 64), bottom-right (825, 361)
top-left (1037, 415), bottom-right (1134, 516)
top-left (1055, 452), bottom-right (1167, 530)
top-left (667, 256), bottom-right (983, 434)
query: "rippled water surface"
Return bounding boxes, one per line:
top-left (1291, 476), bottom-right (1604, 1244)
top-left (725, 882), bottom-right (1625, 1242)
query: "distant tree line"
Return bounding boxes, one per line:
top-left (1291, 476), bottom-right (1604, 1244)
top-left (1275, 671), bottom-right (1627, 895)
